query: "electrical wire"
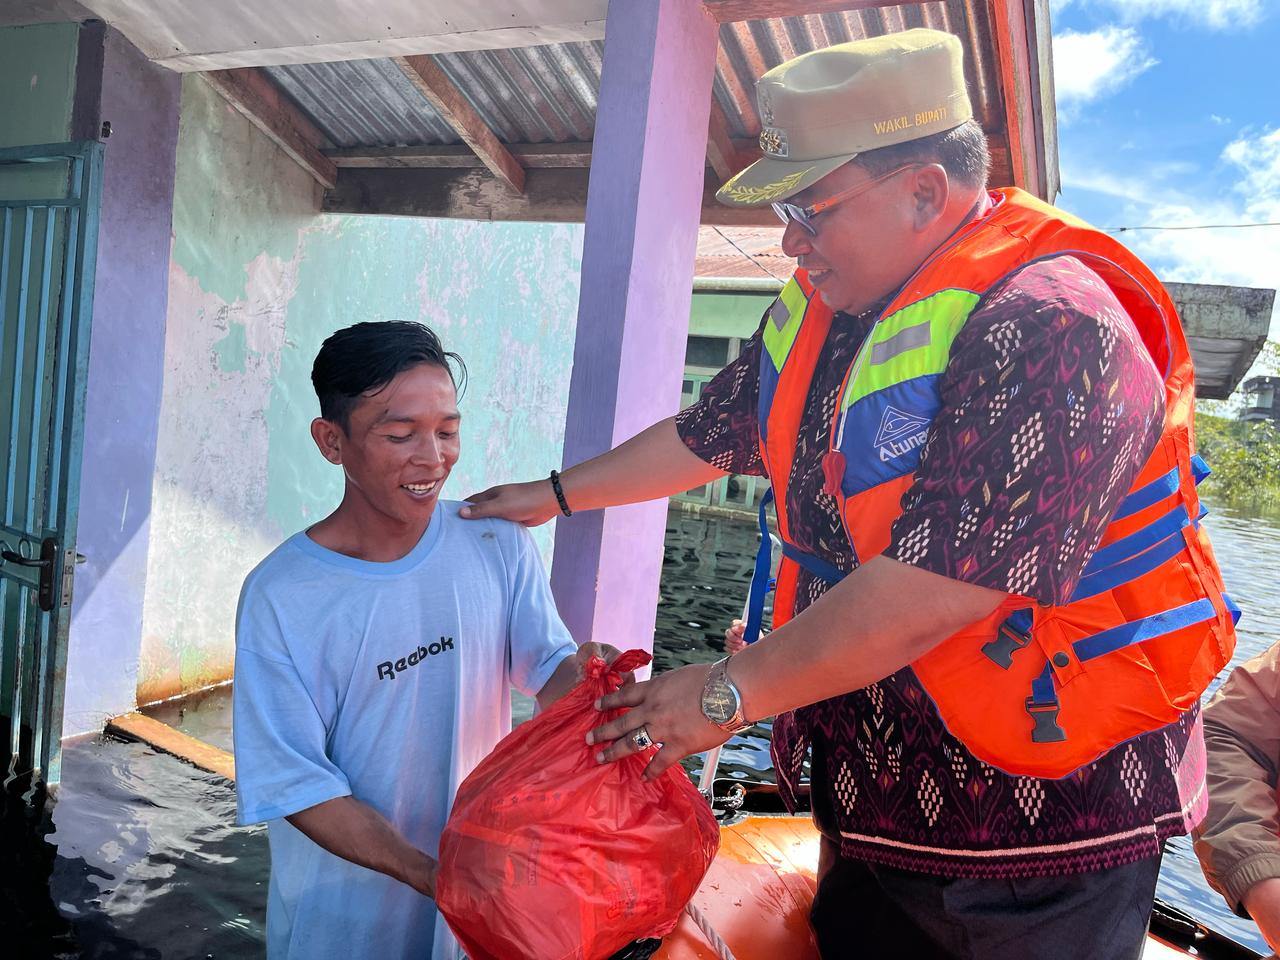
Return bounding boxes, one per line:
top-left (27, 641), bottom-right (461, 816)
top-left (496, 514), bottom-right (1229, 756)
top-left (1103, 221), bottom-right (1280, 233)
top-left (711, 226), bottom-right (787, 282)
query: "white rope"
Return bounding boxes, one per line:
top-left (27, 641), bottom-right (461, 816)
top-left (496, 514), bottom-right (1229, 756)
top-left (683, 901), bottom-right (739, 960)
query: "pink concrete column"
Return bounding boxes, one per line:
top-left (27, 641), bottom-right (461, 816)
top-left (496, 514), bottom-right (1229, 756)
top-left (550, 0), bottom-right (719, 661)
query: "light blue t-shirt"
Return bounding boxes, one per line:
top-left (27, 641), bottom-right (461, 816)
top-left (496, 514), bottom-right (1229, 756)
top-left (233, 501), bottom-right (576, 960)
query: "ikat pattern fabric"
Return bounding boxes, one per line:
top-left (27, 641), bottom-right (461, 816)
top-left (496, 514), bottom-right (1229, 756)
top-left (675, 255), bottom-right (1206, 878)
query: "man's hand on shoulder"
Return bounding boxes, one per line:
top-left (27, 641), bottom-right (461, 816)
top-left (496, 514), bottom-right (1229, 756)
top-left (461, 479), bottom-right (559, 526)
top-left (536, 642), bottom-right (629, 709)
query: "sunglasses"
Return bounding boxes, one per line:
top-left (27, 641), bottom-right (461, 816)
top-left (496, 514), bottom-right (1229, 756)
top-left (771, 164), bottom-right (922, 237)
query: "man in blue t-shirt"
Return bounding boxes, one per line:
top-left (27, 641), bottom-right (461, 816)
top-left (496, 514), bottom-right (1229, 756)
top-left (233, 321), bottom-right (606, 959)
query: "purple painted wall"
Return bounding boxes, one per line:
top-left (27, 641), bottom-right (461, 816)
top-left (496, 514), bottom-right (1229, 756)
top-left (63, 24), bottom-right (181, 737)
top-left (550, 0), bottom-right (718, 661)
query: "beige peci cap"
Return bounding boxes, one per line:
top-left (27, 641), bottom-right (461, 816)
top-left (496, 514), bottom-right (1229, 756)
top-left (716, 28), bottom-right (973, 207)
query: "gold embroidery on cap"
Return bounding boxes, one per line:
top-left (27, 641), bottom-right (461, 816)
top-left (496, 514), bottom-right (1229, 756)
top-left (873, 116), bottom-right (911, 135)
top-left (721, 167), bottom-right (814, 204)
top-left (873, 105), bottom-right (949, 136)
top-left (759, 127), bottom-right (789, 158)
top-left (914, 105), bottom-right (948, 126)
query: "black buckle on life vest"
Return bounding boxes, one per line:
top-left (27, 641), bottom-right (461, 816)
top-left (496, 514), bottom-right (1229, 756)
top-left (1025, 698), bottom-right (1067, 743)
top-left (982, 620), bottom-right (1032, 669)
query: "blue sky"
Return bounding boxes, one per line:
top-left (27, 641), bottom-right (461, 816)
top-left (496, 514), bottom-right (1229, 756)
top-left (1049, 0), bottom-right (1280, 347)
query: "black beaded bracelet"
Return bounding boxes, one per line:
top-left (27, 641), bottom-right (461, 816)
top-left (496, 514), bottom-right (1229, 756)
top-left (549, 470), bottom-right (573, 517)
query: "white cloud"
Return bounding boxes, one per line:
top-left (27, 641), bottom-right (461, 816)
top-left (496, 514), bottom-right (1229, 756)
top-left (1134, 130), bottom-right (1280, 286)
top-left (1061, 165), bottom-right (1191, 207)
top-left (1223, 127), bottom-right (1280, 201)
top-left (1053, 0), bottom-right (1265, 30)
top-left (1065, 127), bottom-right (1280, 342)
top-left (1053, 27), bottom-right (1158, 109)
top-left (1111, 0), bottom-right (1263, 30)
top-left (1210, 114), bottom-right (1233, 125)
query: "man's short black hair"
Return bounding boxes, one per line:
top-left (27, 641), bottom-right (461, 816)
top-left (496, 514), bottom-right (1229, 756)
top-left (311, 321), bottom-right (467, 432)
top-left (853, 119), bottom-right (991, 191)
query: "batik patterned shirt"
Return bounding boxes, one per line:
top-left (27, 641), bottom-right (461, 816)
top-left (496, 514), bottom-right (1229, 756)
top-left (675, 251), bottom-right (1207, 879)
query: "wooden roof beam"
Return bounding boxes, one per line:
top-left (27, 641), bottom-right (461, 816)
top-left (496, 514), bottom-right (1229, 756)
top-left (324, 166), bottom-right (779, 227)
top-left (328, 137), bottom-right (767, 180)
top-left (703, 0), bottom-right (918, 22)
top-left (327, 143), bottom-right (593, 169)
top-left (393, 55), bottom-right (526, 194)
top-left (202, 68), bottom-right (337, 189)
top-left (706, 98), bottom-right (758, 182)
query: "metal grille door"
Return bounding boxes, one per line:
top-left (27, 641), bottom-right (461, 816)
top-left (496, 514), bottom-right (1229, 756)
top-left (0, 141), bottom-right (103, 793)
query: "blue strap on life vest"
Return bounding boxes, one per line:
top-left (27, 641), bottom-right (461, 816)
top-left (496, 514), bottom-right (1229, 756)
top-left (1072, 597), bottom-right (1215, 662)
top-left (743, 489), bottom-right (776, 646)
top-left (1072, 593), bottom-right (1242, 662)
top-left (1111, 454), bottom-right (1210, 522)
top-left (1000, 521), bottom-right (1198, 663)
top-left (1019, 592), bottom-right (1239, 743)
top-left (1194, 453), bottom-right (1210, 482)
top-left (1005, 607), bottom-right (1034, 634)
top-left (1082, 502), bottom-right (1206, 578)
top-left (780, 541), bottom-right (849, 585)
top-left (745, 492), bottom-right (850, 644)
top-left (1070, 513), bottom-right (1200, 602)
top-left (1226, 592), bottom-right (1243, 624)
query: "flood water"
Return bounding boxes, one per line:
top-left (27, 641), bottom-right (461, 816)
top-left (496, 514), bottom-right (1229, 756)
top-left (8, 501), bottom-right (1277, 957)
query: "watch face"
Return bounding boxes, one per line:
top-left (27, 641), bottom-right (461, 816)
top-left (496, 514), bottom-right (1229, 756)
top-left (702, 678), bottom-right (738, 725)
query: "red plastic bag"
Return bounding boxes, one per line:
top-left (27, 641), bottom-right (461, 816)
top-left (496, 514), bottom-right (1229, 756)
top-left (436, 649), bottom-right (720, 960)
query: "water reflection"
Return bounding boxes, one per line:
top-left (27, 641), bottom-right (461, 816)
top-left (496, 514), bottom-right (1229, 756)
top-left (654, 510), bottom-right (780, 782)
top-left (42, 737), bottom-right (267, 955)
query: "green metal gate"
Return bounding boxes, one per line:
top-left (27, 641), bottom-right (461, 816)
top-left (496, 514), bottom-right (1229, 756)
top-left (0, 141), bottom-right (103, 795)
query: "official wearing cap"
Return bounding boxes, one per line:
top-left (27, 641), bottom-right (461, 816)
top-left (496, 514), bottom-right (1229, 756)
top-left (467, 29), bottom-right (1217, 960)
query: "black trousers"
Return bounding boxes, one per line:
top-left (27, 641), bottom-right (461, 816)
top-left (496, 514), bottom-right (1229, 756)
top-left (810, 836), bottom-right (1162, 960)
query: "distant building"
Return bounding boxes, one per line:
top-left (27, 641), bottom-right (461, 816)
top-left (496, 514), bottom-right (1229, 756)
top-left (1241, 376), bottom-right (1280, 424)
top-left (1164, 282), bottom-right (1276, 401)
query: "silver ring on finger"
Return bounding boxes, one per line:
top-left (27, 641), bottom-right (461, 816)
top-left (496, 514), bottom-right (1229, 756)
top-left (631, 725), bottom-right (654, 751)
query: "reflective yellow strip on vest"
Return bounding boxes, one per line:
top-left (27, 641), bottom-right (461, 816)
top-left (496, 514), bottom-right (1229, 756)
top-left (761, 277), bottom-right (810, 373)
top-left (841, 289), bottom-right (981, 411)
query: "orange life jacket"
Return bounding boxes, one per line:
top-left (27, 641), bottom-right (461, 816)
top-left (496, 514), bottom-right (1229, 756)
top-left (748, 187), bottom-right (1237, 779)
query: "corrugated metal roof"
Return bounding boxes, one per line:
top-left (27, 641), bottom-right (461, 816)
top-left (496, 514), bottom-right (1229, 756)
top-left (267, 41), bottom-right (603, 149)
top-left (433, 42), bottom-right (601, 144)
top-left (267, 4), bottom-right (1001, 153)
top-left (265, 59), bottom-right (457, 148)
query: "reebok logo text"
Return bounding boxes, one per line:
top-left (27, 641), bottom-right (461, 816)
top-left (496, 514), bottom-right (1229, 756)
top-left (377, 636), bottom-right (455, 680)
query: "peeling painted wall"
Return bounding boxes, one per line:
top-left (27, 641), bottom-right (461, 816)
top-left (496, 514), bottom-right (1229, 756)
top-left (62, 25), bottom-right (182, 738)
top-left (137, 75), bottom-right (583, 702)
